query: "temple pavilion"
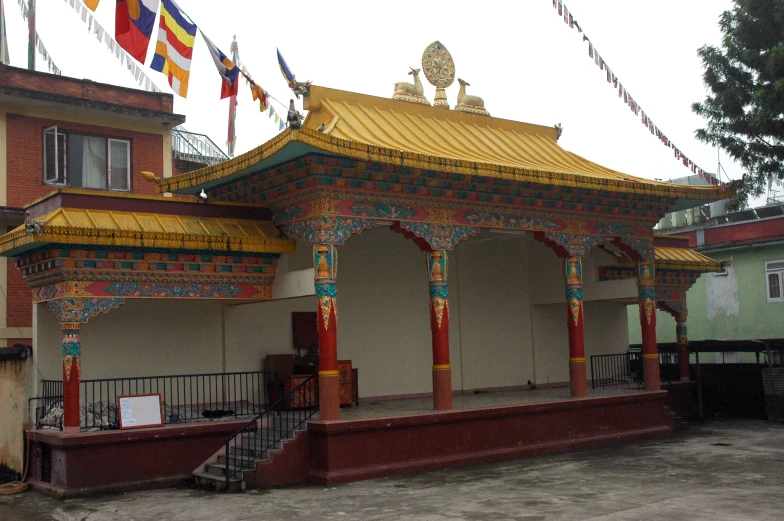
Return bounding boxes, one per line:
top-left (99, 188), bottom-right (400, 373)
top-left (3, 79), bottom-right (731, 494)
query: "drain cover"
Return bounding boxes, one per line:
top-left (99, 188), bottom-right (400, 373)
top-left (711, 443), bottom-right (733, 447)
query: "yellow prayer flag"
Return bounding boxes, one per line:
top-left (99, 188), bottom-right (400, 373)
top-left (84, 0), bottom-right (100, 11)
top-left (274, 113), bottom-right (280, 124)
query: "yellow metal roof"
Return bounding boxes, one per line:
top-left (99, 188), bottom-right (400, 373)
top-left (619, 246), bottom-right (724, 272)
top-left (0, 208), bottom-right (295, 256)
top-left (147, 86), bottom-right (734, 203)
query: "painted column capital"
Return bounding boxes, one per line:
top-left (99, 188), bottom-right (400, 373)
top-left (536, 232), bottom-right (606, 258)
top-left (395, 222), bottom-right (479, 251)
top-left (612, 237), bottom-right (655, 262)
top-left (47, 297), bottom-right (125, 325)
top-left (285, 216), bottom-right (375, 245)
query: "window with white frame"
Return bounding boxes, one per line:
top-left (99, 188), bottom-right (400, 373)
top-left (43, 126), bottom-right (131, 191)
top-left (766, 260), bottom-right (784, 302)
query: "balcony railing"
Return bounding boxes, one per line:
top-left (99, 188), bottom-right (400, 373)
top-left (171, 127), bottom-right (229, 168)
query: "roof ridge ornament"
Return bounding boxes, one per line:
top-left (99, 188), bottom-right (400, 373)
top-left (422, 41), bottom-right (455, 109)
top-left (391, 67), bottom-right (431, 106)
top-left (455, 78), bottom-right (490, 117)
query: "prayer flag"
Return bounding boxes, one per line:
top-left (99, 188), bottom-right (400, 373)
top-left (202, 32), bottom-right (240, 99)
top-left (269, 106), bottom-right (275, 119)
top-left (563, 7), bottom-right (569, 24)
top-left (85, 0), bottom-right (100, 11)
top-left (150, 0), bottom-right (196, 97)
top-left (557, 1), bottom-right (562, 16)
top-left (569, 14), bottom-right (574, 28)
top-left (588, 43), bottom-right (593, 58)
top-left (251, 83), bottom-right (268, 111)
top-left (115, 0), bottom-right (159, 64)
top-left (279, 119), bottom-right (284, 131)
top-left (277, 48), bottom-right (298, 90)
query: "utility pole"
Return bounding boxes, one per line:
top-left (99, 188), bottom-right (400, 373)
top-left (27, 0), bottom-right (35, 70)
top-left (0, 0), bottom-right (9, 65)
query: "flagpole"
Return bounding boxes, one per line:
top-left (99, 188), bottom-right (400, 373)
top-left (0, 0), bottom-right (7, 65)
top-left (27, 0), bottom-right (34, 70)
top-left (227, 36), bottom-right (239, 158)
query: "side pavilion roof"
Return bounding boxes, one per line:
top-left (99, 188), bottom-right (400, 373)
top-left (145, 86), bottom-right (733, 212)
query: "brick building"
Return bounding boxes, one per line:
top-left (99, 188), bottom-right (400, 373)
top-left (0, 64), bottom-right (185, 348)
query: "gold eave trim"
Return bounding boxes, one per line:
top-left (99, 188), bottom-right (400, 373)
top-left (148, 128), bottom-right (735, 201)
top-left (0, 227), bottom-right (296, 256)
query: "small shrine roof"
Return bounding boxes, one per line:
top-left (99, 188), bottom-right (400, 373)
top-left (146, 86), bottom-right (734, 210)
top-left (0, 194), bottom-right (295, 257)
top-left (616, 245), bottom-right (724, 273)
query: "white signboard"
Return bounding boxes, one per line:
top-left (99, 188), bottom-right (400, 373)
top-left (117, 394), bottom-right (164, 429)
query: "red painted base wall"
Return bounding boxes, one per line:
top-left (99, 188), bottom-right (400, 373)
top-left (307, 392), bottom-right (671, 484)
top-left (27, 421), bottom-right (248, 498)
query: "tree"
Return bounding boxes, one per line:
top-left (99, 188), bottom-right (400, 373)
top-left (692, 0), bottom-right (784, 207)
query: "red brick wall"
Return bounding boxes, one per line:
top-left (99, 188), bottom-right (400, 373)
top-left (5, 114), bottom-right (164, 207)
top-left (4, 114), bottom-right (166, 344)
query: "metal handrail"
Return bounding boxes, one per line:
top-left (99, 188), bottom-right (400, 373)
top-left (224, 373), bottom-right (319, 482)
top-left (171, 127), bottom-right (229, 167)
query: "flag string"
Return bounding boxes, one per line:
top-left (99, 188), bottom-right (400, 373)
top-left (16, 0), bottom-right (61, 75)
top-left (551, 0), bottom-right (726, 186)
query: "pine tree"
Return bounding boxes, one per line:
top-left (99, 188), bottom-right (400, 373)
top-left (692, 0), bottom-right (784, 207)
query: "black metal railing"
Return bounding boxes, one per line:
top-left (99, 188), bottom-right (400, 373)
top-left (224, 373), bottom-right (319, 482)
top-left (591, 352), bottom-right (643, 389)
top-left (591, 352), bottom-right (680, 389)
top-left (39, 371), bottom-right (278, 431)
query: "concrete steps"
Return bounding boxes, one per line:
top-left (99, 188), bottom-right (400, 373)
top-left (192, 412), bottom-right (308, 492)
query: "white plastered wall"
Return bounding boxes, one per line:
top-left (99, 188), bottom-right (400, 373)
top-left (30, 230), bottom-right (638, 400)
top-left (34, 299), bottom-right (227, 383)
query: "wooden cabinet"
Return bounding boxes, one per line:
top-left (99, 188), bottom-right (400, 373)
top-left (338, 360), bottom-right (358, 407)
top-left (286, 375), bottom-right (317, 410)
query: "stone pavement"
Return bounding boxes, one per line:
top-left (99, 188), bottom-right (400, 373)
top-left (1, 419), bottom-right (782, 521)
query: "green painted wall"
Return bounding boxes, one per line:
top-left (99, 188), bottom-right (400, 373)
top-left (629, 243), bottom-right (784, 350)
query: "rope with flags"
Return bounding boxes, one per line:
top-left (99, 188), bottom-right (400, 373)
top-left (551, 0), bottom-right (726, 186)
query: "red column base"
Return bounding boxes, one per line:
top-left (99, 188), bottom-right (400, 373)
top-left (569, 359), bottom-right (588, 398)
top-left (678, 344), bottom-right (690, 381)
top-left (643, 355), bottom-right (661, 391)
top-left (432, 367), bottom-right (453, 411)
top-left (318, 373), bottom-right (340, 421)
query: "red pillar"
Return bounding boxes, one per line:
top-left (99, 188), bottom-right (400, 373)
top-left (315, 244), bottom-right (339, 421)
top-left (61, 323), bottom-right (82, 430)
top-left (677, 316), bottom-right (690, 381)
top-left (638, 260), bottom-right (661, 390)
top-left (564, 257), bottom-right (588, 398)
top-left (428, 250), bottom-right (452, 411)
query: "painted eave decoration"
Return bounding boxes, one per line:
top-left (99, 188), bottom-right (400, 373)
top-left (0, 207), bottom-right (296, 257)
top-left (144, 86), bottom-right (735, 207)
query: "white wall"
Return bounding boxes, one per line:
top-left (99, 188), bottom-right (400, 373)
top-left (34, 299), bottom-right (227, 382)
top-left (30, 230), bottom-right (635, 401)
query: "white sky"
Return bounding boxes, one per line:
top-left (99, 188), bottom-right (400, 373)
top-left (5, 0), bottom-right (766, 203)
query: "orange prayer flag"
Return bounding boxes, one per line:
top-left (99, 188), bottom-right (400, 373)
top-left (84, 0), bottom-right (100, 11)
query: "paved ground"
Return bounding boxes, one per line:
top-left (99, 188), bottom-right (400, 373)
top-left (1, 419), bottom-right (782, 521)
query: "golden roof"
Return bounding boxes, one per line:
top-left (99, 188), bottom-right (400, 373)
top-left (0, 208), bottom-right (296, 256)
top-left (147, 86), bottom-right (734, 206)
top-left (618, 246), bottom-right (724, 272)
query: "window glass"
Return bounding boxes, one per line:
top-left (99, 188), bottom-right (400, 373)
top-left (769, 273), bottom-right (781, 300)
top-left (43, 127), bottom-right (66, 184)
top-left (109, 140), bottom-right (130, 191)
top-left (81, 136), bottom-right (108, 189)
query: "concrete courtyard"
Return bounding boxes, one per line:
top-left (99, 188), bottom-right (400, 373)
top-left (1, 419), bottom-right (782, 521)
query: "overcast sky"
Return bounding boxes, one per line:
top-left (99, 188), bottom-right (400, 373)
top-left (6, 0), bottom-right (764, 201)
